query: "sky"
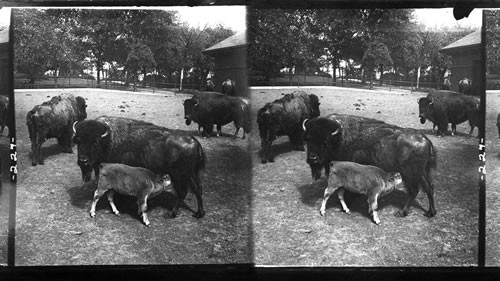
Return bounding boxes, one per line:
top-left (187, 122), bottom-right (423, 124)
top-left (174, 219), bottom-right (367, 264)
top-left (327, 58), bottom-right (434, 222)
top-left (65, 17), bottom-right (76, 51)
top-left (413, 8), bottom-right (482, 29)
top-left (164, 6), bottom-right (246, 33)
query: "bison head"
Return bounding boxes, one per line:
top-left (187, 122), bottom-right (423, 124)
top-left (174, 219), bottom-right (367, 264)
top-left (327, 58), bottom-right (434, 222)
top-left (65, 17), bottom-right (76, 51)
top-left (75, 96), bottom-right (88, 121)
top-left (308, 94), bottom-right (321, 118)
top-left (418, 97), bottom-right (433, 124)
top-left (183, 98), bottom-right (199, 126)
top-left (72, 120), bottom-right (111, 182)
top-left (303, 117), bottom-right (342, 180)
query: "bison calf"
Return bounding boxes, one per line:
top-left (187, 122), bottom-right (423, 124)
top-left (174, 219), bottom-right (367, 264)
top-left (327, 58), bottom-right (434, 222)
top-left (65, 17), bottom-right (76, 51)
top-left (90, 163), bottom-right (173, 226)
top-left (319, 161), bottom-right (404, 225)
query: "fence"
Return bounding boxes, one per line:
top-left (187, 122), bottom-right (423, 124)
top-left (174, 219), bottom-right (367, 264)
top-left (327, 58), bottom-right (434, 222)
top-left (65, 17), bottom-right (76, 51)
top-left (14, 75), bottom-right (209, 94)
top-left (251, 76), bottom-right (446, 93)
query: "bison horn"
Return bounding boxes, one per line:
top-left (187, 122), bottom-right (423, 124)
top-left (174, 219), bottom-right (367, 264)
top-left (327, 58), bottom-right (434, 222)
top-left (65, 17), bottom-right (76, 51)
top-left (331, 128), bottom-right (340, 136)
top-left (429, 98), bottom-right (433, 105)
top-left (194, 100), bottom-right (199, 107)
top-left (101, 129), bottom-right (110, 138)
top-left (72, 121), bottom-right (78, 134)
top-left (302, 119), bottom-right (309, 131)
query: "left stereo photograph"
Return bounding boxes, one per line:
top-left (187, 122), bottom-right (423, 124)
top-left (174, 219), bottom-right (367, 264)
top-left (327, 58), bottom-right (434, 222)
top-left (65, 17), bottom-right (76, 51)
top-left (0, 7), bottom-right (12, 267)
top-left (11, 7), bottom-right (252, 265)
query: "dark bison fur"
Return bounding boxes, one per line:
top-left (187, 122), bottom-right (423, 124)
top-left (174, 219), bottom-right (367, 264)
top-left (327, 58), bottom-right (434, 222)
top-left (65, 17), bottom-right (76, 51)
top-left (221, 79), bottom-right (236, 96)
top-left (303, 114), bottom-right (437, 218)
top-left (257, 91), bottom-right (320, 163)
top-left (0, 95), bottom-right (8, 134)
top-left (183, 91), bottom-right (251, 139)
top-left (72, 116), bottom-right (206, 218)
top-left (418, 90), bottom-right (479, 137)
top-left (26, 93), bottom-right (87, 166)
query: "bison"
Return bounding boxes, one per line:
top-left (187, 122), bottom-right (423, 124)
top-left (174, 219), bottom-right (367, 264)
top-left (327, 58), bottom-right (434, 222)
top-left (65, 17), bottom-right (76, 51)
top-left (221, 79), bottom-right (236, 96)
top-left (73, 116), bottom-right (206, 218)
top-left (458, 77), bottom-right (472, 95)
top-left (319, 161), bottom-right (404, 225)
top-left (204, 79), bottom-right (215, 91)
top-left (0, 95), bottom-right (9, 134)
top-left (257, 91), bottom-right (320, 163)
top-left (441, 78), bottom-right (451, 90)
top-left (418, 90), bottom-right (479, 137)
top-left (90, 163), bottom-right (174, 226)
top-left (497, 113), bottom-right (500, 139)
top-left (303, 114), bottom-right (437, 218)
top-left (183, 92), bottom-right (251, 138)
top-left (26, 93), bottom-right (87, 166)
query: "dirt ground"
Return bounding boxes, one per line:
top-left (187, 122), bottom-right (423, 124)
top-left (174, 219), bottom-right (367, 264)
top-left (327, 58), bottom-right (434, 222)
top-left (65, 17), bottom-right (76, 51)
top-left (250, 86), bottom-right (479, 266)
top-left (14, 89), bottom-right (252, 265)
top-left (486, 90), bottom-right (500, 266)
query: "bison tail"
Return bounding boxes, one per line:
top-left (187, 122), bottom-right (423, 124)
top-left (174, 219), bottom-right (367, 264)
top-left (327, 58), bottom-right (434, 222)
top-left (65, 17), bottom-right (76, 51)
top-left (194, 137), bottom-right (206, 171)
top-left (424, 135), bottom-right (437, 170)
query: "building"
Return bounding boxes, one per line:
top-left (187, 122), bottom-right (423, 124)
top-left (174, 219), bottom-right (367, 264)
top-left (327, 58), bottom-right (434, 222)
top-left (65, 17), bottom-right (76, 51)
top-left (203, 30), bottom-right (248, 98)
top-left (440, 30), bottom-right (481, 95)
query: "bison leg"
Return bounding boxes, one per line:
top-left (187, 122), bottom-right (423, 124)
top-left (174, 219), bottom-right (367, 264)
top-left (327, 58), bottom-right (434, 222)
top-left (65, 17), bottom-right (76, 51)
top-left (320, 185), bottom-right (338, 216)
top-left (396, 180), bottom-right (419, 217)
top-left (190, 176), bottom-right (205, 218)
top-left (289, 132), bottom-right (305, 151)
top-left (106, 190), bottom-right (120, 216)
top-left (31, 142), bottom-right (38, 166)
top-left (233, 126), bottom-right (240, 139)
top-left (216, 125), bottom-right (222, 137)
top-left (36, 142), bottom-right (44, 165)
top-left (337, 188), bottom-right (351, 215)
top-left (451, 124), bottom-right (457, 136)
top-left (261, 137), bottom-right (274, 163)
top-left (90, 188), bottom-right (107, 218)
top-left (137, 195), bottom-right (150, 226)
top-left (420, 175), bottom-right (436, 217)
top-left (368, 194), bottom-right (381, 225)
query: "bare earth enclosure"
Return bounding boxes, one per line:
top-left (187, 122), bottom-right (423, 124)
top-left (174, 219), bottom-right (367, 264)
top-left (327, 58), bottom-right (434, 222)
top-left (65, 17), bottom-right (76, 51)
top-left (15, 89), bottom-right (252, 265)
top-left (251, 86), bottom-right (479, 266)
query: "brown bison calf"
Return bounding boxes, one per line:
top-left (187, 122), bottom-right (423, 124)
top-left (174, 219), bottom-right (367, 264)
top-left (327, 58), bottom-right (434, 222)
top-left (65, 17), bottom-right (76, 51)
top-left (319, 161), bottom-right (404, 225)
top-left (90, 163), bottom-right (173, 226)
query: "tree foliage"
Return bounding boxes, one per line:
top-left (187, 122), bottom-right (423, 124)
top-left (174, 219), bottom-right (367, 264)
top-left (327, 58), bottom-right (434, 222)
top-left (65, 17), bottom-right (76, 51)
top-left (14, 8), bottom-right (234, 88)
top-left (486, 10), bottom-right (500, 74)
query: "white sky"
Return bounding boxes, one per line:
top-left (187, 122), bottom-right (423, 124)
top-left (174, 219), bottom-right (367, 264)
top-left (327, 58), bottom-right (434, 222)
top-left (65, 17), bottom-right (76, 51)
top-left (164, 6), bottom-right (246, 33)
top-left (414, 8), bottom-right (482, 29)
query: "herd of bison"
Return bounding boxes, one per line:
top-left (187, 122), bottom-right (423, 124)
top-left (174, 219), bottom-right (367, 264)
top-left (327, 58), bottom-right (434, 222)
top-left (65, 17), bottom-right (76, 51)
top-left (3, 81), bottom-right (492, 265)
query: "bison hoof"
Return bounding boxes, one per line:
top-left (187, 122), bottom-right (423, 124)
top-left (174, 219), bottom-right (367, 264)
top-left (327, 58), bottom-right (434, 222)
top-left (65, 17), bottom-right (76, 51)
top-left (319, 209), bottom-right (326, 216)
top-left (90, 212), bottom-right (95, 218)
top-left (395, 210), bottom-right (408, 217)
top-left (192, 211), bottom-right (205, 218)
top-left (424, 210), bottom-right (436, 218)
top-left (261, 159), bottom-right (268, 164)
top-left (32, 162), bottom-right (37, 166)
top-left (344, 209), bottom-right (351, 215)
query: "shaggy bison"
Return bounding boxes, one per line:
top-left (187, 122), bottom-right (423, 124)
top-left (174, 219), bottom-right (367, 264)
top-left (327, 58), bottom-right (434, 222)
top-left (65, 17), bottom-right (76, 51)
top-left (221, 79), bottom-right (236, 96)
top-left (0, 95), bottom-right (9, 134)
top-left (319, 161), bottom-right (404, 225)
top-left (90, 163), bottom-right (174, 226)
top-left (458, 77), bottom-right (472, 95)
top-left (183, 92), bottom-right (250, 138)
top-left (303, 114), bottom-right (437, 218)
top-left (73, 116), bottom-right (206, 218)
top-left (441, 78), bottom-right (451, 90)
top-left (418, 90), bottom-right (479, 137)
top-left (26, 93), bottom-right (87, 166)
top-left (257, 91), bottom-right (320, 163)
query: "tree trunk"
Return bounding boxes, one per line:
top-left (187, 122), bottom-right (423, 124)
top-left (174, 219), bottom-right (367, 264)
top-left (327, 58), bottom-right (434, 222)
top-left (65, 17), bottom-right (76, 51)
top-left (142, 66), bottom-right (147, 88)
top-left (180, 67), bottom-right (184, 90)
top-left (416, 66), bottom-right (421, 89)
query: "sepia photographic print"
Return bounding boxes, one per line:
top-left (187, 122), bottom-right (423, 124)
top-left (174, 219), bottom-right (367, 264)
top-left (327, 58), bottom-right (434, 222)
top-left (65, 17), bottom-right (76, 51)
top-left (12, 6), bottom-right (252, 265)
top-left (249, 8), bottom-right (481, 266)
top-left (0, 2), bottom-right (499, 280)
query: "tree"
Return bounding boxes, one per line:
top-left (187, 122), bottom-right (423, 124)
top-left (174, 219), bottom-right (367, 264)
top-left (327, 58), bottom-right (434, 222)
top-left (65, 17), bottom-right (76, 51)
top-left (125, 41), bottom-right (156, 90)
top-left (486, 10), bottom-right (500, 74)
top-left (361, 41), bottom-right (393, 88)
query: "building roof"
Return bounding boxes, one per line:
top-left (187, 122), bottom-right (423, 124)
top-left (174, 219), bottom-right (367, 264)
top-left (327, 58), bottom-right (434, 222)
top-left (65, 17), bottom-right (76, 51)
top-left (203, 30), bottom-right (247, 55)
top-left (440, 30), bottom-right (481, 54)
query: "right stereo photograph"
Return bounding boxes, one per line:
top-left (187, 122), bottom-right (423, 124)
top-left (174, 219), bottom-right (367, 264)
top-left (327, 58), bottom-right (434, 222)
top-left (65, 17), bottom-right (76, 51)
top-left (486, 9), bottom-right (500, 267)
